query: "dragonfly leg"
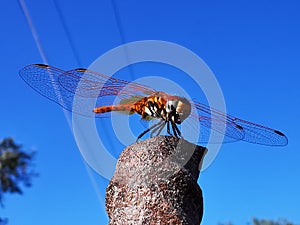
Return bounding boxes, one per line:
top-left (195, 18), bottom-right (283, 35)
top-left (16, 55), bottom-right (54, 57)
top-left (167, 121), bottom-right (171, 135)
top-left (150, 120), bottom-right (166, 137)
top-left (171, 122), bottom-right (181, 138)
top-left (137, 120), bottom-right (164, 142)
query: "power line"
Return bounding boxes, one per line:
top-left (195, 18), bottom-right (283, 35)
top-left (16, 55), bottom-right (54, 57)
top-left (52, 0), bottom-right (82, 67)
top-left (111, 0), bottom-right (135, 80)
top-left (111, 0), bottom-right (127, 45)
top-left (18, 0), bottom-right (72, 128)
top-left (18, 0), bottom-right (107, 209)
top-left (52, 0), bottom-right (120, 178)
top-left (18, 0), bottom-right (49, 65)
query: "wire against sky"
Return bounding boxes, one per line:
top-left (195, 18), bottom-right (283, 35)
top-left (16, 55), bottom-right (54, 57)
top-left (111, 0), bottom-right (136, 80)
top-left (18, 0), bottom-right (49, 65)
top-left (52, 0), bottom-right (83, 67)
top-left (18, 0), bottom-right (74, 127)
top-left (17, 0), bottom-right (133, 212)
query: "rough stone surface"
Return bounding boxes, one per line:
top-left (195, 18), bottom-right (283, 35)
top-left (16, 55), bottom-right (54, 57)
top-left (106, 136), bottom-right (207, 225)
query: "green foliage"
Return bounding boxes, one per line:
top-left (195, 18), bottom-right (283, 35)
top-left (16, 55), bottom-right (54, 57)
top-left (219, 218), bottom-right (298, 225)
top-left (0, 137), bottom-right (37, 224)
top-left (0, 137), bottom-right (37, 205)
top-left (0, 217), bottom-right (8, 225)
top-left (252, 218), bottom-right (297, 225)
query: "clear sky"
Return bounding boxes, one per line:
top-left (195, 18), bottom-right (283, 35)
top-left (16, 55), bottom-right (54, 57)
top-left (1, 0), bottom-right (300, 224)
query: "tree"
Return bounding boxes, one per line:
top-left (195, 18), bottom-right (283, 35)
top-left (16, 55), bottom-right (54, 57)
top-left (0, 218), bottom-right (8, 225)
top-left (252, 218), bottom-right (297, 225)
top-left (219, 218), bottom-right (298, 225)
top-left (0, 138), bottom-right (37, 224)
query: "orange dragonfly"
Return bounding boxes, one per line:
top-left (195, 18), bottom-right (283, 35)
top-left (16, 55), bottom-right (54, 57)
top-left (19, 64), bottom-right (288, 146)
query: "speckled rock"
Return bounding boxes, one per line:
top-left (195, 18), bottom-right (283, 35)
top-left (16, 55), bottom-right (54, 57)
top-left (106, 136), bottom-right (207, 225)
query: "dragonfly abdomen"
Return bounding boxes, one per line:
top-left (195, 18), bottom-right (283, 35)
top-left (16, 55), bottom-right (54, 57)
top-left (93, 95), bottom-right (168, 119)
top-left (93, 104), bottom-right (133, 114)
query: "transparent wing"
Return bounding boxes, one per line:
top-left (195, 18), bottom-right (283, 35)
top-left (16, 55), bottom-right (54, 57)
top-left (19, 64), bottom-right (156, 117)
top-left (19, 64), bottom-right (288, 146)
top-left (19, 64), bottom-right (78, 113)
top-left (192, 101), bottom-right (288, 146)
top-left (57, 67), bottom-right (156, 103)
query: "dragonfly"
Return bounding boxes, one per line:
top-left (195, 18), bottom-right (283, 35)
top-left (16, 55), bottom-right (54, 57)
top-left (19, 64), bottom-right (288, 146)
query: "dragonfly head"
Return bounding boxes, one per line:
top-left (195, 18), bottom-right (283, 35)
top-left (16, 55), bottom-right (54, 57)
top-left (166, 97), bottom-right (191, 124)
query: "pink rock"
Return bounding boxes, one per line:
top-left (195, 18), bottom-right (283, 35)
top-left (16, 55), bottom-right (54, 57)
top-left (106, 136), bottom-right (207, 225)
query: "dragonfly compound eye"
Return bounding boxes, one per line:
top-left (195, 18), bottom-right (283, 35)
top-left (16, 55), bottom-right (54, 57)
top-left (176, 97), bottom-right (192, 123)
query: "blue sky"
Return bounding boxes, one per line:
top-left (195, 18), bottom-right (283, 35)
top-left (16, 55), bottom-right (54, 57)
top-left (1, 0), bottom-right (300, 224)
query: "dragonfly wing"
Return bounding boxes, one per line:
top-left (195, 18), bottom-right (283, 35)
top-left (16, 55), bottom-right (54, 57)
top-left (19, 64), bottom-right (157, 118)
top-left (58, 68), bottom-right (127, 98)
top-left (58, 68), bottom-right (156, 107)
top-left (19, 64), bottom-right (75, 112)
top-left (232, 118), bottom-right (288, 146)
top-left (187, 113), bottom-right (245, 144)
top-left (192, 101), bottom-right (288, 146)
top-left (19, 64), bottom-right (113, 117)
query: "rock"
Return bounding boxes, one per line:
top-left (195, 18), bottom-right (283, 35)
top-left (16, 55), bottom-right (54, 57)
top-left (106, 136), bottom-right (207, 225)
